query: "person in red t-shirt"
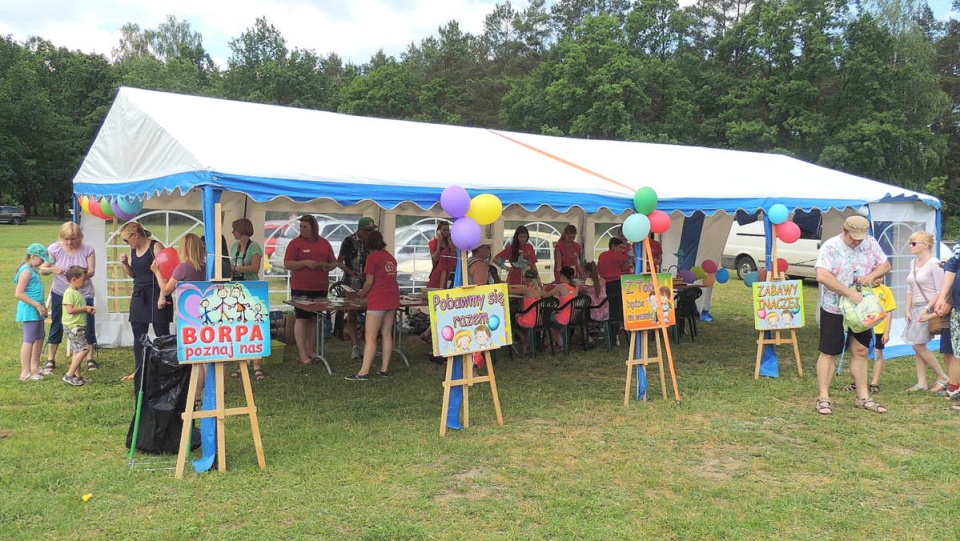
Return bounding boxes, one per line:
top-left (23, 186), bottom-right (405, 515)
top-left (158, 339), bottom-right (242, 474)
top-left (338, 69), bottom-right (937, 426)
top-left (597, 237), bottom-right (633, 327)
top-left (427, 221), bottom-right (456, 289)
top-left (346, 230), bottom-right (400, 380)
top-left (285, 215), bottom-right (339, 364)
top-left (554, 224), bottom-right (583, 282)
top-left (496, 225), bottom-right (539, 286)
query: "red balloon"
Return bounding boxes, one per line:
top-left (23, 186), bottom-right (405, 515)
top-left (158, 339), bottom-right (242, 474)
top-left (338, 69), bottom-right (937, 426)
top-left (758, 268), bottom-right (768, 281)
top-left (777, 258), bottom-right (789, 273)
top-left (155, 247), bottom-right (180, 280)
top-left (775, 221), bottom-right (801, 244)
top-left (87, 198), bottom-right (109, 219)
top-left (648, 210), bottom-right (671, 234)
top-left (701, 259), bottom-right (719, 274)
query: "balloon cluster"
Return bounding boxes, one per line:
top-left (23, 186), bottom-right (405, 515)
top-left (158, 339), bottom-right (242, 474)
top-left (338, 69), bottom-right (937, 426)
top-left (767, 203), bottom-right (800, 244)
top-left (689, 259), bottom-right (730, 287)
top-left (440, 186), bottom-right (503, 251)
top-left (742, 258), bottom-right (789, 287)
top-left (621, 186), bottom-right (671, 243)
top-left (80, 195), bottom-right (144, 221)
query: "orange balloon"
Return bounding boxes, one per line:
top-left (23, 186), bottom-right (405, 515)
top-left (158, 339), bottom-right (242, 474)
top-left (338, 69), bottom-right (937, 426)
top-left (702, 274), bottom-right (717, 287)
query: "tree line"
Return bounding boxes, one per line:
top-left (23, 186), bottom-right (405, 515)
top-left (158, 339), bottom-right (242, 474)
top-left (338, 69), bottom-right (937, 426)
top-left (2, 0), bottom-right (959, 235)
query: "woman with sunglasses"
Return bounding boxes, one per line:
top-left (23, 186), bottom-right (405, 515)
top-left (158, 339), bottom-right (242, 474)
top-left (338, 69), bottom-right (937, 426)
top-left (41, 222), bottom-right (99, 375)
top-left (903, 231), bottom-right (949, 393)
top-left (118, 221), bottom-right (173, 385)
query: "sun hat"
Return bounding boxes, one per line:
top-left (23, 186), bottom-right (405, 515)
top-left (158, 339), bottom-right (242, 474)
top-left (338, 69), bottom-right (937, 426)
top-left (27, 243), bottom-right (52, 263)
top-left (843, 216), bottom-right (870, 240)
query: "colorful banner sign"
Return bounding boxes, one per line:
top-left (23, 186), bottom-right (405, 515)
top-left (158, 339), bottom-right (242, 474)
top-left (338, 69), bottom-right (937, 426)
top-left (622, 273), bottom-right (675, 331)
top-left (752, 280), bottom-right (804, 330)
top-left (176, 281), bottom-right (271, 363)
top-left (428, 283), bottom-right (511, 358)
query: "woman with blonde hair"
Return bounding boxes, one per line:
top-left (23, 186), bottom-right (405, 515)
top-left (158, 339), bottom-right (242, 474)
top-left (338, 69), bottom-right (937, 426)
top-left (903, 230), bottom-right (949, 392)
top-left (41, 222), bottom-right (99, 374)
top-left (119, 221), bottom-right (172, 384)
top-left (152, 233), bottom-right (206, 300)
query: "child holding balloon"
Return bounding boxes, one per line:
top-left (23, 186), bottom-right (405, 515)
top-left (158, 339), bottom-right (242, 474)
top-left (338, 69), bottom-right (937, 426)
top-left (118, 221), bottom-right (173, 386)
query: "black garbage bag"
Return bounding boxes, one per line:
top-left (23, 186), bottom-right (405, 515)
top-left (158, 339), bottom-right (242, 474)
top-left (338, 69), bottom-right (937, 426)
top-left (126, 334), bottom-right (198, 454)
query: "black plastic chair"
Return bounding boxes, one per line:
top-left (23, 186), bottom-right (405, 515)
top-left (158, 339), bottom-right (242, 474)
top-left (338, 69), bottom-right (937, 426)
top-left (553, 294), bottom-right (593, 354)
top-left (586, 296), bottom-right (623, 350)
top-left (510, 297), bottom-right (560, 359)
top-left (673, 287), bottom-right (703, 343)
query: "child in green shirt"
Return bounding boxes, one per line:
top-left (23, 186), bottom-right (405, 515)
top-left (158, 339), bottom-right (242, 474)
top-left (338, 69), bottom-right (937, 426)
top-left (62, 266), bottom-right (96, 386)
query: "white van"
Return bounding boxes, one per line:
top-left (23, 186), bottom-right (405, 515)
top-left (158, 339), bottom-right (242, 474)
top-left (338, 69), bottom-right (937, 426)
top-left (721, 221), bottom-right (821, 280)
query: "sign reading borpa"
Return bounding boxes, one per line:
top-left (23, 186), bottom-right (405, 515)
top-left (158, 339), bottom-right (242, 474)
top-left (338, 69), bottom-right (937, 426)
top-left (175, 281), bottom-right (271, 363)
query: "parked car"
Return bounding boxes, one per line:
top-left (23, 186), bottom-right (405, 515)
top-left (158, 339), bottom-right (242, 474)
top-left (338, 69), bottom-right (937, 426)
top-left (0, 205), bottom-right (27, 225)
top-left (721, 221), bottom-right (821, 280)
top-left (268, 216), bottom-right (357, 276)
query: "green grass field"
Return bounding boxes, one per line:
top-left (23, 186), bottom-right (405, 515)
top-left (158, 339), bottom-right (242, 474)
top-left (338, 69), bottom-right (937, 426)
top-left (2, 219), bottom-right (960, 540)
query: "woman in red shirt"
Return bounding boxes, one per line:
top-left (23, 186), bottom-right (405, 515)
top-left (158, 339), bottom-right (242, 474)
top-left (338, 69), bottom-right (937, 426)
top-left (427, 221), bottom-right (456, 289)
top-left (545, 267), bottom-right (579, 349)
top-left (554, 225), bottom-right (583, 281)
top-left (284, 215), bottom-right (339, 365)
top-left (497, 225), bottom-right (538, 286)
top-left (346, 230), bottom-right (400, 381)
top-left (597, 237), bottom-right (632, 326)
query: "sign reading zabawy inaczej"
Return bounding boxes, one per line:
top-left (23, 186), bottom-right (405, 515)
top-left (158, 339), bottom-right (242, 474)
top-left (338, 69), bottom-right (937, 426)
top-left (175, 281), bottom-right (271, 363)
top-left (752, 280), bottom-right (805, 331)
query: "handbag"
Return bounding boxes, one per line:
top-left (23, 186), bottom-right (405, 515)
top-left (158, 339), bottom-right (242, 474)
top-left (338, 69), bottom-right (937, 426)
top-left (839, 284), bottom-right (887, 333)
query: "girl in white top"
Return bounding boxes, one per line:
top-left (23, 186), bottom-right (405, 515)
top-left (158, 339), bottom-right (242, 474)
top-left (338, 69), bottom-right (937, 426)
top-left (904, 231), bottom-right (949, 392)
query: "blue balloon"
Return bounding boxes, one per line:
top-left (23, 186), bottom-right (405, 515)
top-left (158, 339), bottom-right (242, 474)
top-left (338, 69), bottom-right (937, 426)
top-left (768, 203), bottom-right (789, 225)
top-left (744, 271), bottom-right (760, 287)
top-left (117, 196), bottom-right (144, 216)
top-left (622, 214), bottom-right (651, 243)
top-left (715, 267), bottom-right (730, 284)
top-left (488, 314), bottom-right (500, 331)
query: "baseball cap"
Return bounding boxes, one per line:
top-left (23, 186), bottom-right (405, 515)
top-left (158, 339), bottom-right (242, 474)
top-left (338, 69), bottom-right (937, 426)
top-left (843, 216), bottom-right (870, 240)
top-left (27, 243), bottom-right (52, 263)
top-left (358, 217), bottom-right (377, 230)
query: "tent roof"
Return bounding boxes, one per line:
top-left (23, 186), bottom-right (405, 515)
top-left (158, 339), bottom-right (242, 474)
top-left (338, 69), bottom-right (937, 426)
top-left (74, 87), bottom-right (939, 215)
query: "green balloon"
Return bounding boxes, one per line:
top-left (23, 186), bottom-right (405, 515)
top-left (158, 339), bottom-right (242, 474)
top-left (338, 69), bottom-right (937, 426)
top-left (634, 187), bottom-right (658, 215)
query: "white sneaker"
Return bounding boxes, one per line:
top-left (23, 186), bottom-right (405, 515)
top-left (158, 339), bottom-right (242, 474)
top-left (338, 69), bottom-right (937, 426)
top-left (351, 345), bottom-right (362, 360)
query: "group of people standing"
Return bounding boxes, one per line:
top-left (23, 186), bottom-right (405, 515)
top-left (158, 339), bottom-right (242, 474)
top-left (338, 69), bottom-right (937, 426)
top-left (814, 216), bottom-right (960, 416)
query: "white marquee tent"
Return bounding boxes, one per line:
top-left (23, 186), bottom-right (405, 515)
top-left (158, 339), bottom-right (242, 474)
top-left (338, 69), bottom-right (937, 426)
top-left (74, 88), bottom-right (942, 358)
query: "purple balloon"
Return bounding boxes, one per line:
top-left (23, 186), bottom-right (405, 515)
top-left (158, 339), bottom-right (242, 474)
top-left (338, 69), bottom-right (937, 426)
top-left (441, 185), bottom-right (471, 218)
top-left (111, 200), bottom-right (136, 221)
top-left (451, 217), bottom-right (482, 251)
top-left (678, 270), bottom-right (696, 284)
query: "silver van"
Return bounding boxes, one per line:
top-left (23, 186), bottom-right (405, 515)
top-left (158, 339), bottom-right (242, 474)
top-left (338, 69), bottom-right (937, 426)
top-left (721, 220), bottom-right (821, 280)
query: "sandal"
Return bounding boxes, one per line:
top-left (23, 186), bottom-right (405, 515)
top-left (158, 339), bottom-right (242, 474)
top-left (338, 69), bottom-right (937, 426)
top-left (815, 398), bottom-right (833, 416)
top-left (869, 384), bottom-right (880, 395)
top-left (42, 360), bottom-right (56, 375)
top-left (120, 373), bottom-right (135, 382)
top-left (841, 382), bottom-right (856, 392)
top-left (931, 380), bottom-right (949, 394)
top-left (905, 384), bottom-right (927, 392)
top-left (254, 369), bottom-right (265, 381)
top-left (855, 397), bottom-right (888, 414)
top-left (86, 360), bottom-right (100, 371)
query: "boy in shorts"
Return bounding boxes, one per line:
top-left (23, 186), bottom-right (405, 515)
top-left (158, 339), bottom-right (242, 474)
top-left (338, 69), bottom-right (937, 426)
top-left (62, 266), bottom-right (96, 386)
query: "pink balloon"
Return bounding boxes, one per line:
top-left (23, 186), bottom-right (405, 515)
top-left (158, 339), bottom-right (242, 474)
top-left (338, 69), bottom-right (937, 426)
top-left (776, 221), bottom-right (801, 244)
top-left (441, 326), bottom-right (454, 341)
top-left (87, 198), bottom-right (109, 219)
top-left (777, 258), bottom-right (789, 273)
top-left (155, 247), bottom-right (180, 280)
top-left (701, 259), bottom-right (718, 274)
top-left (441, 186), bottom-right (471, 218)
top-left (648, 210), bottom-right (671, 234)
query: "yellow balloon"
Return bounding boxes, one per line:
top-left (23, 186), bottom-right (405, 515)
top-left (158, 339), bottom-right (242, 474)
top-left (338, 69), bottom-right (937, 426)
top-left (465, 193), bottom-right (503, 226)
top-left (80, 195), bottom-right (91, 215)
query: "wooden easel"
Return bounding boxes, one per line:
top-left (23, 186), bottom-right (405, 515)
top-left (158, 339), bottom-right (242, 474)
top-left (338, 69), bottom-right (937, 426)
top-left (174, 360), bottom-right (266, 478)
top-left (623, 238), bottom-right (682, 404)
top-left (753, 232), bottom-right (803, 379)
top-left (439, 350), bottom-right (504, 436)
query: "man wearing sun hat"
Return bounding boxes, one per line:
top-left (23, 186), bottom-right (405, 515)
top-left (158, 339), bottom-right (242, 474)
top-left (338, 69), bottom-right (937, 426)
top-left (813, 215), bottom-right (891, 416)
top-left (338, 217), bottom-right (378, 360)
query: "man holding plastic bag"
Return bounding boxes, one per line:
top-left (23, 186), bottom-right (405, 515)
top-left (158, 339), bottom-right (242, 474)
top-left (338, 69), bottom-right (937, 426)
top-left (814, 216), bottom-right (891, 416)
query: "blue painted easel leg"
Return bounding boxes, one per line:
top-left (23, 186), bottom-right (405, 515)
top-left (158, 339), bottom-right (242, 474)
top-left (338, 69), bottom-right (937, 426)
top-left (446, 356), bottom-right (464, 430)
top-left (636, 365), bottom-right (648, 401)
top-left (759, 332), bottom-right (780, 378)
top-left (192, 364), bottom-right (218, 473)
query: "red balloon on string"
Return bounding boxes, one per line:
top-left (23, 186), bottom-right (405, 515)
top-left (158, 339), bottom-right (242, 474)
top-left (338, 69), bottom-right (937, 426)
top-left (648, 210), bottom-right (671, 234)
top-left (701, 259), bottom-right (719, 274)
top-left (775, 221), bottom-right (801, 243)
top-left (777, 258), bottom-right (789, 273)
top-left (155, 247), bottom-right (180, 280)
